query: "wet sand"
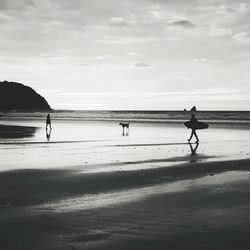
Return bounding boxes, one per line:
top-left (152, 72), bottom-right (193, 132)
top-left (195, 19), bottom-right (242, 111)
top-left (1, 120), bottom-right (250, 249)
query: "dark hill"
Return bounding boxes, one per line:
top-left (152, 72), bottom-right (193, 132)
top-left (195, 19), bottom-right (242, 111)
top-left (0, 81), bottom-right (51, 111)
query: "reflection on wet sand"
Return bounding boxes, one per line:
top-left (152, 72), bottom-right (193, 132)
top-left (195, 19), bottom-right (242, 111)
top-left (189, 142), bottom-right (199, 162)
top-left (46, 128), bottom-right (52, 141)
top-left (189, 142), bottom-right (199, 155)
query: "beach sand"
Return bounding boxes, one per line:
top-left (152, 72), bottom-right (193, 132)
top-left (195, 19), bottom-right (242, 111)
top-left (1, 119), bottom-right (250, 249)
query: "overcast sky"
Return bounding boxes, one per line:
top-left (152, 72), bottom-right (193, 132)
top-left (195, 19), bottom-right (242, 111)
top-left (0, 0), bottom-right (250, 110)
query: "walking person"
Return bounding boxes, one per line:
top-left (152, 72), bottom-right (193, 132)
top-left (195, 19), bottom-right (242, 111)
top-left (46, 114), bottom-right (52, 130)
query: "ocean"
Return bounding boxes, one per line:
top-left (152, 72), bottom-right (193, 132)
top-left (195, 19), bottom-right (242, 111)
top-left (1, 110), bottom-right (250, 123)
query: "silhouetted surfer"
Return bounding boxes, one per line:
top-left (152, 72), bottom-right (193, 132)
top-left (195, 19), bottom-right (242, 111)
top-left (184, 113), bottom-right (209, 142)
top-left (187, 114), bottom-right (199, 142)
top-left (191, 106), bottom-right (197, 112)
top-left (46, 114), bottom-right (52, 130)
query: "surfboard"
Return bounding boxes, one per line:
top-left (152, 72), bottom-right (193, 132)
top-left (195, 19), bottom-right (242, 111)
top-left (184, 121), bottom-right (209, 130)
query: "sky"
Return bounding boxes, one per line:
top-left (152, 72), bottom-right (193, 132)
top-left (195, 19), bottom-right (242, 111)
top-left (0, 0), bottom-right (250, 110)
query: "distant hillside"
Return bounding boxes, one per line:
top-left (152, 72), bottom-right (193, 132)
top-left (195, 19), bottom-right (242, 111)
top-left (0, 81), bottom-right (51, 111)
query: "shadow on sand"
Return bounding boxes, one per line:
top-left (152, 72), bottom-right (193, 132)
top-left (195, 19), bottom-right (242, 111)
top-left (0, 124), bottom-right (38, 139)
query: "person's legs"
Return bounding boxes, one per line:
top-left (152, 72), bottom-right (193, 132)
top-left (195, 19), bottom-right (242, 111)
top-left (193, 130), bottom-right (199, 142)
top-left (188, 130), bottom-right (194, 141)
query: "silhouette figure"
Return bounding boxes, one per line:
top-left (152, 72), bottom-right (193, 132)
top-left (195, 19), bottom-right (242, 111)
top-left (46, 114), bottom-right (52, 130)
top-left (46, 128), bottom-right (52, 141)
top-left (119, 122), bottom-right (130, 136)
top-left (187, 114), bottom-right (199, 142)
top-left (191, 106), bottom-right (197, 112)
top-left (189, 142), bottom-right (199, 155)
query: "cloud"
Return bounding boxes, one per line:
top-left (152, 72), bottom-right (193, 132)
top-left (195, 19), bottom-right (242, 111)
top-left (109, 17), bottom-right (129, 26)
top-left (125, 51), bottom-right (140, 56)
top-left (169, 20), bottom-right (195, 28)
top-left (0, 0), bottom-right (34, 10)
top-left (52, 89), bottom-right (250, 110)
top-left (39, 53), bottom-right (62, 59)
top-left (94, 36), bottom-right (157, 44)
top-left (233, 32), bottom-right (250, 43)
top-left (192, 58), bottom-right (221, 63)
top-left (134, 62), bottom-right (151, 67)
top-left (90, 55), bottom-right (112, 60)
top-left (75, 63), bottom-right (93, 67)
top-left (208, 26), bottom-right (232, 37)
